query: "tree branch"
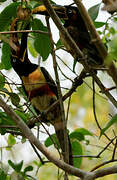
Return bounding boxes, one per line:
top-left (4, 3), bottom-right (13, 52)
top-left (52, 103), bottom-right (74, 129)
top-left (0, 30), bottom-right (48, 35)
top-left (93, 165), bottom-right (117, 179)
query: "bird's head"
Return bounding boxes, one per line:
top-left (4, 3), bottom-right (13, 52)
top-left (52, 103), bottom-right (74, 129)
top-left (32, 4), bottom-right (81, 21)
top-left (32, 4), bottom-right (85, 29)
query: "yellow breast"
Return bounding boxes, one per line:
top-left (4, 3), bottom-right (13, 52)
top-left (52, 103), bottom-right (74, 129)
top-left (21, 67), bottom-right (46, 91)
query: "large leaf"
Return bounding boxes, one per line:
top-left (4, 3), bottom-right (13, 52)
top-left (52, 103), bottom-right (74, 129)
top-left (45, 133), bottom-right (59, 148)
top-left (0, 110), bottom-right (15, 135)
top-left (70, 128), bottom-right (93, 141)
top-left (0, 111), bottom-right (15, 125)
top-left (70, 131), bottom-right (84, 141)
top-left (28, 39), bottom-right (38, 58)
top-left (15, 110), bottom-right (30, 123)
top-left (88, 3), bottom-right (101, 21)
top-left (72, 140), bottom-right (82, 168)
top-left (0, 42), bottom-right (12, 70)
top-left (7, 134), bottom-right (16, 149)
top-left (100, 114), bottom-right (117, 137)
top-left (94, 21), bottom-right (106, 28)
top-left (10, 93), bottom-right (20, 107)
top-left (31, 19), bottom-right (51, 61)
top-left (23, 166), bottom-right (33, 174)
top-left (0, 88), bottom-right (20, 106)
top-left (8, 160), bottom-right (23, 173)
top-left (0, 2), bottom-right (19, 31)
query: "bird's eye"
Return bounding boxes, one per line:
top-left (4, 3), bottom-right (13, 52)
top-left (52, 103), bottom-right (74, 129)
top-left (13, 59), bottom-right (16, 63)
top-left (67, 9), bottom-right (73, 15)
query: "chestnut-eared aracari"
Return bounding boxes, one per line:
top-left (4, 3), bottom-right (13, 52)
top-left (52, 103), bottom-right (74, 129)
top-left (10, 18), bottom-right (73, 165)
top-left (33, 4), bottom-right (103, 67)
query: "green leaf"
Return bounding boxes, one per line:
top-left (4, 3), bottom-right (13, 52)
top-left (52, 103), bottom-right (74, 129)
top-left (56, 39), bottom-right (63, 49)
top-left (17, 86), bottom-right (27, 100)
top-left (1, 42), bottom-right (12, 70)
top-left (31, 19), bottom-right (51, 61)
top-left (0, 111), bottom-right (16, 135)
top-left (8, 134), bottom-right (16, 147)
top-left (45, 133), bottom-right (59, 148)
top-left (109, 27), bottom-right (116, 35)
top-left (100, 114), bottom-right (117, 137)
top-left (94, 21), bottom-right (105, 28)
top-left (70, 128), bottom-right (93, 141)
top-left (15, 110), bottom-right (29, 123)
top-left (10, 93), bottom-right (20, 107)
top-left (0, 74), bottom-right (5, 89)
top-left (88, 3), bottom-right (101, 21)
top-left (28, 39), bottom-right (38, 58)
top-left (24, 166), bottom-right (33, 174)
top-left (8, 160), bottom-right (23, 173)
top-left (0, 88), bottom-right (20, 106)
top-left (75, 128), bottom-right (93, 136)
top-left (0, 2), bottom-right (19, 31)
top-left (72, 140), bottom-right (82, 168)
top-left (0, 111), bottom-right (13, 124)
top-left (33, 160), bottom-right (44, 168)
top-left (0, 168), bottom-right (7, 180)
top-left (70, 131), bottom-right (84, 141)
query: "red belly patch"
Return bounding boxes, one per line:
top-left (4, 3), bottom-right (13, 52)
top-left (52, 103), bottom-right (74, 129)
top-left (27, 83), bottom-right (56, 100)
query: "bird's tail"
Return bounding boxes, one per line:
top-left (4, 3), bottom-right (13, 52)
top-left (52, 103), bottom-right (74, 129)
top-left (54, 122), bottom-right (73, 165)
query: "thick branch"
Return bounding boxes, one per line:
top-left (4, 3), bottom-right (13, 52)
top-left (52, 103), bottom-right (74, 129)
top-left (93, 165), bottom-right (117, 179)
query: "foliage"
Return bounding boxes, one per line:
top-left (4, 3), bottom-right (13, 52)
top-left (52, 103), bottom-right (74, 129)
top-left (0, 0), bottom-right (116, 180)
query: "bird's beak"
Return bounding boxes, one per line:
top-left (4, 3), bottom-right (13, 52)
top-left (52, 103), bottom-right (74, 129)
top-left (32, 4), bottom-right (68, 19)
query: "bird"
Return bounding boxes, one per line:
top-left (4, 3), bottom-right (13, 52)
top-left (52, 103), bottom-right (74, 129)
top-left (33, 4), bottom-right (104, 67)
top-left (10, 18), bottom-right (73, 165)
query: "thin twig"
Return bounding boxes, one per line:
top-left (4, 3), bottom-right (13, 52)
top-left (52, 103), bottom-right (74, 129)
top-left (30, 143), bottom-right (44, 164)
top-left (92, 78), bottom-right (113, 143)
top-left (91, 159), bottom-right (117, 172)
top-left (0, 30), bottom-right (48, 35)
top-left (57, 63), bottom-right (74, 83)
top-left (112, 139), bottom-right (117, 160)
top-left (66, 96), bottom-right (71, 123)
top-left (96, 136), bottom-right (116, 158)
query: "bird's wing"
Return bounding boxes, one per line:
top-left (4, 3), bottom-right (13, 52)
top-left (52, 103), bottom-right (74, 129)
top-left (40, 67), bottom-right (58, 98)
